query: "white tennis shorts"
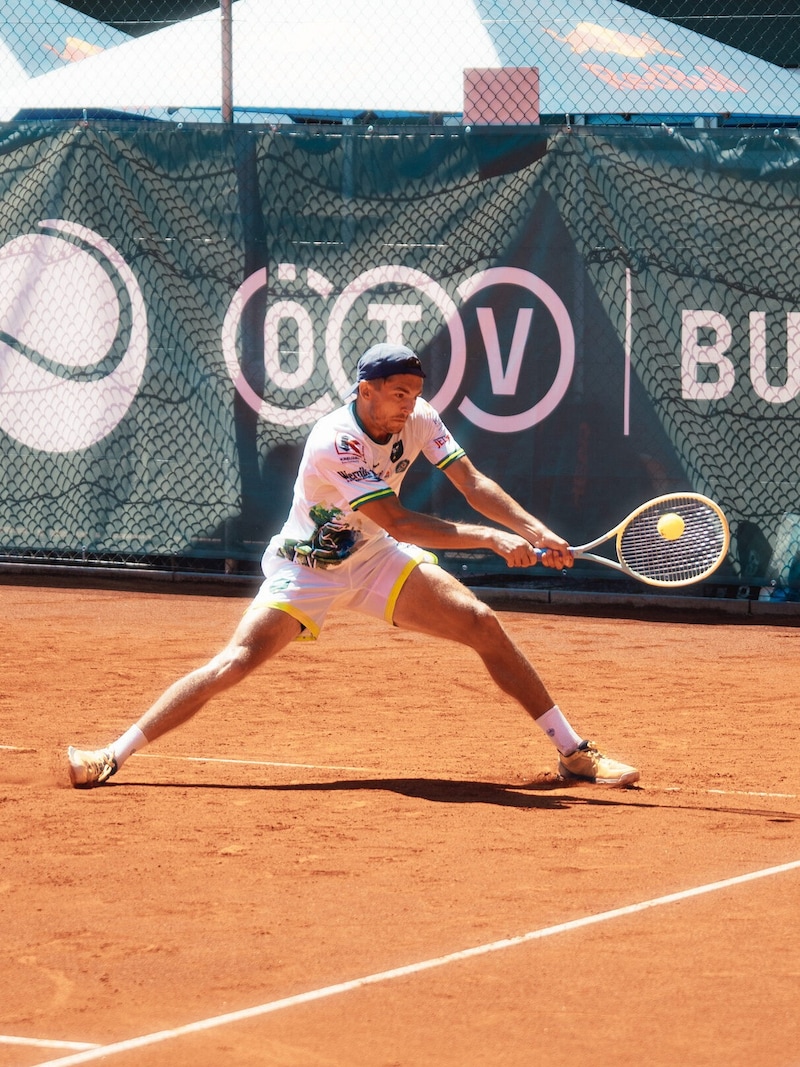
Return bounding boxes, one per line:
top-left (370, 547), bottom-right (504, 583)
top-left (250, 538), bottom-right (438, 640)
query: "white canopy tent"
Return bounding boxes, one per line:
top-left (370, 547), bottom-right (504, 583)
top-left (1, 39), bottom-right (30, 94)
top-left (2, 0), bottom-right (798, 123)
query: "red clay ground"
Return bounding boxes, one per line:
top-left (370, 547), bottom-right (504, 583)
top-left (1, 579), bottom-right (799, 1067)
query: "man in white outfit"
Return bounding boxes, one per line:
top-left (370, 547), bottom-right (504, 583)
top-left (68, 343), bottom-right (639, 789)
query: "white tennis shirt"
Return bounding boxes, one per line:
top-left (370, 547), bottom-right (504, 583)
top-left (266, 397), bottom-right (465, 568)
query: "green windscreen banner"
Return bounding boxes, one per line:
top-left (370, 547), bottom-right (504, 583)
top-left (0, 122), bottom-right (798, 586)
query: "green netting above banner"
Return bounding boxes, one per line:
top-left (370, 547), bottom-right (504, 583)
top-left (0, 122), bottom-right (798, 585)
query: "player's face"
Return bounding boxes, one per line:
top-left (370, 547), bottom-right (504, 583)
top-left (357, 375), bottom-right (424, 441)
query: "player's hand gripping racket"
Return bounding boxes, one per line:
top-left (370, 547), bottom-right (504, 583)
top-left (538, 493), bottom-right (730, 587)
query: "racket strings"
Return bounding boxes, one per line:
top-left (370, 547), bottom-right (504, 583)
top-left (619, 497), bottom-right (727, 585)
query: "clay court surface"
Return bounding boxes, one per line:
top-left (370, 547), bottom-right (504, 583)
top-left (2, 578), bottom-right (799, 1067)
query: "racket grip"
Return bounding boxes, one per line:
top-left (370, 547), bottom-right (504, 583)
top-left (534, 547), bottom-right (573, 570)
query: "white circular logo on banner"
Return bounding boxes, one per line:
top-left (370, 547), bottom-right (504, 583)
top-left (0, 220), bottom-right (148, 453)
top-left (457, 267), bottom-right (574, 432)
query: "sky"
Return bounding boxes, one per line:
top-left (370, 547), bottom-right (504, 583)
top-left (3, 0), bottom-right (797, 120)
top-left (65, 0), bottom-right (798, 67)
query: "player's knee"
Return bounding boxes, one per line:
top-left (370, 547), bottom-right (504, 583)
top-left (208, 643), bottom-right (255, 686)
top-left (460, 599), bottom-right (505, 649)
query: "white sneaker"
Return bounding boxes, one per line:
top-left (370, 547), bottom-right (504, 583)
top-left (558, 740), bottom-right (640, 787)
top-left (68, 746), bottom-right (118, 788)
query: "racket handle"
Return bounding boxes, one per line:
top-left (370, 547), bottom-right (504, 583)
top-left (534, 547), bottom-right (574, 570)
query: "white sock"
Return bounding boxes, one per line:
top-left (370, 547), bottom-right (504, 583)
top-left (535, 706), bottom-right (583, 756)
top-left (110, 725), bottom-right (148, 767)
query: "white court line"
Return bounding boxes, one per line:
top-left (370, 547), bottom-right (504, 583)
top-left (708, 789), bottom-right (798, 799)
top-left (3, 741), bottom-right (795, 798)
top-left (661, 786), bottom-right (798, 799)
top-left (4, 743), bottom-right (799, 800)
top-left (134, 753), bottom-right (376, 773)
top-left (31, 858), bottom-right (800, 1067)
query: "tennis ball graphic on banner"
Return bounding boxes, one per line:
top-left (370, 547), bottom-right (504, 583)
top-left (0, 220), bottom-right (148, 454)
top-left (657, 512), bottom-right (685, 541)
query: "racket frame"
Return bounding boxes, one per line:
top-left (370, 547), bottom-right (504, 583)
top-left (543, 492), bottom-right (730, 588)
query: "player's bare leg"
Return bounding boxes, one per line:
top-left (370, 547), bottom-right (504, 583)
top-left (133, 604), bottom-right (301, 743)
top-left (393, 563), bottom-right (639, 785)
top-left (392, 563), bottom-right (556, 718)
top-left (68, 605), bottom-right (301, 787)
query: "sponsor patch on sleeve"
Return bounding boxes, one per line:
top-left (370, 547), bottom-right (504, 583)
top-left (335, 432), bottom-right (365, 462)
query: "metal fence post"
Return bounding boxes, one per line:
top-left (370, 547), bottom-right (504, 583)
top-left (221, 0), bottom-right (233, 123)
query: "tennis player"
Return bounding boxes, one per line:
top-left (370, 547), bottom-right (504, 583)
top-left (68, 343), bottom-right (639, 788)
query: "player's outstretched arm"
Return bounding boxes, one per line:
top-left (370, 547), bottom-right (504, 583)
top-left (442, 456), bottom-right (573, 569)
top-left (358, 493), bottom-right (540, 568)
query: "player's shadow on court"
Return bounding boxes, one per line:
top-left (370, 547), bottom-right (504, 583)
top-left (112, 777), bottom-right (800, 820)
top-left (113, 775), bottom-right (642, 811)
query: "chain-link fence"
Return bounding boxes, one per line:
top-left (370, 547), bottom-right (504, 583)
top-left (2, 120), bottom-right (799, 594)
top-left (1, 2), bottom-right (799, 591)
top-left (1, 0), bottom-right (798, 127)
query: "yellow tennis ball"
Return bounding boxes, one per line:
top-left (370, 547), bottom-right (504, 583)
top-left (657, 512), bottom-right (685, 541)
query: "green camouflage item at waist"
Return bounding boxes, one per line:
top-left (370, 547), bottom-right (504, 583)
top-left (277, 529), bottom-right (360, 569)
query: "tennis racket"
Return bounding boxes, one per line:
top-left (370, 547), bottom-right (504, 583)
top-left (538, 493), bottom-right (730, 587)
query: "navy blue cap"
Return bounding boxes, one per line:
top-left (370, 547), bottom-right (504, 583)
top-left (350, 344), bottom-right (426, 392)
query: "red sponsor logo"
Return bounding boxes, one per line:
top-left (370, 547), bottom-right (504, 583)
top-left (335, 433), bottom-right (365, 459)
